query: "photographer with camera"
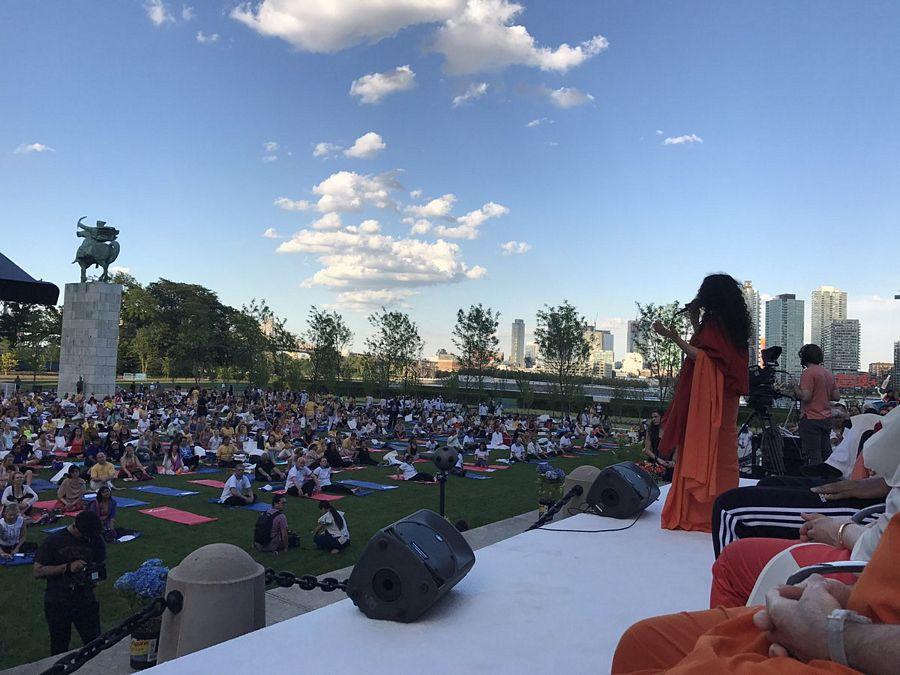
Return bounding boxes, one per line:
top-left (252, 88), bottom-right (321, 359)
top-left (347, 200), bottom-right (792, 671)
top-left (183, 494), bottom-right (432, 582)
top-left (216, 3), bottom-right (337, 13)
top-left (33, 510), bottom-right (107, 655)
top-left (785, 344), bottom-right (840, 465)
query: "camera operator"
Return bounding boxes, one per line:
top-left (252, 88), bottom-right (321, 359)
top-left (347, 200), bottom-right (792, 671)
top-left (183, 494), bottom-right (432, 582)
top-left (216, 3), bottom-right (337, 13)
top-left (33, 510), bottom-right (107, 655)
top-left (785, 344), bottom-right (840, 465)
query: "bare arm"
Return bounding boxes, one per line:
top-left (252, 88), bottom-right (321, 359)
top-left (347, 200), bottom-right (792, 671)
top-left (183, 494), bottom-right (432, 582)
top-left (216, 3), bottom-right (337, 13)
top-left (844, 623), bottom-right (900, 675)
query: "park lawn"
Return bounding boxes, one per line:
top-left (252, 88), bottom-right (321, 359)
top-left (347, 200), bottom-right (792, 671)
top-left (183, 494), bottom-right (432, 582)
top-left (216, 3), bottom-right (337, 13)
top-left (0, 445), bottom-right (642, 669)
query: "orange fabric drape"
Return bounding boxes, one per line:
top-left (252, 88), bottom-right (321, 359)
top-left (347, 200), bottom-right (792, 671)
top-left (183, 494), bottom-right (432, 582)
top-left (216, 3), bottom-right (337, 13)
top-left (661, 350), bottom-right (739, 532)
top-left (613, 513), bottom-right (900, 674)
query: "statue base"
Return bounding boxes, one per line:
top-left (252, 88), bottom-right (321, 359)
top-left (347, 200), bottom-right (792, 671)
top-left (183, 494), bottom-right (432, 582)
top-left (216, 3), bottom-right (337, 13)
top-left (58, 282), bottom-right (123, 399)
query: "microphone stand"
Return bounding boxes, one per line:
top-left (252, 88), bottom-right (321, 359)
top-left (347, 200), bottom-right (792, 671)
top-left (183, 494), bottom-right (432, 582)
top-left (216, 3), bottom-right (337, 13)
top-left (526, 485), bottom-right (584, 531)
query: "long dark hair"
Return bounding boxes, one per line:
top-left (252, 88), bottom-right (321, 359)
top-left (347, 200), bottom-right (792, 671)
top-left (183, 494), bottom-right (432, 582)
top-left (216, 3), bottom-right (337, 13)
top-left (319, 501), bottom-right (344, 530)
top-left (693, 274), bottom-right (751, 350)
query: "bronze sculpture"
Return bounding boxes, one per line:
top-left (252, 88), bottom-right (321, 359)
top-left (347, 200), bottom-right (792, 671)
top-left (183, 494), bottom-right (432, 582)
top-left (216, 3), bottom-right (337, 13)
top-left (73, 216), bottom-right (120, 282)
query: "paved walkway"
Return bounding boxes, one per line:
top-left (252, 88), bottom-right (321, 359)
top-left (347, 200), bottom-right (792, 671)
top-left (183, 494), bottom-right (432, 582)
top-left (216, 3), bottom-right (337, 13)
top-left (6, 509), bottom-right (538, 675)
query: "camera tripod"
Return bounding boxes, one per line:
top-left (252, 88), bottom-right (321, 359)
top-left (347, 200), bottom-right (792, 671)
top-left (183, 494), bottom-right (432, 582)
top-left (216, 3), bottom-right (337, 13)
top-left (740, 405), bottom-right (787, 476)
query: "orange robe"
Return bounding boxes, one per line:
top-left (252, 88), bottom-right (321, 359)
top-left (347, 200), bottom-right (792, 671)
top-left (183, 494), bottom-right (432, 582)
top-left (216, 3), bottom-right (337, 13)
top-left (612, 512), bottom-right (900, 673)
top-left (660, 319), bottom-right (748, 532)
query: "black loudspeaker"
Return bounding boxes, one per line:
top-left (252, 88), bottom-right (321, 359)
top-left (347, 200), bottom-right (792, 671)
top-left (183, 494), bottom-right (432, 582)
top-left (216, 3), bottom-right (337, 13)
top-left (586, 461), bottom-right (660, 519)
top-left (346, 509), bottom-right (475, 622)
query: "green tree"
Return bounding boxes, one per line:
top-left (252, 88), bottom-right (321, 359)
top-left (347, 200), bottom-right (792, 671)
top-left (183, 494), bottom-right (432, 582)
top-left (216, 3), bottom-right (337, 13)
top-left (0, 349), bottom-right (16, 375)
top-left (452, 303), bottom-right (500, 391)
top-left (301, 306), bottom-right (352, 393)
top-left (513, 371), bottom-right (535, 410)
top-left (633, 300), bottom-right (691, 402)
top-left (3, 303), bottom-right (62, 386)
top-left (534, 300), bottom-right (590, 413)
top-left (130, 325), bottom-right (163, 375)
top-left (364, 308), bottom-right (424, 394)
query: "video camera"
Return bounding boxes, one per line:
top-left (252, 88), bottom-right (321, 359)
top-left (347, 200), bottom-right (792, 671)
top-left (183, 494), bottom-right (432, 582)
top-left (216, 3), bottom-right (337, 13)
top-left (69, 562), bottom-right (107, 588)
top-left (747, 346), bottom-right (786, 411)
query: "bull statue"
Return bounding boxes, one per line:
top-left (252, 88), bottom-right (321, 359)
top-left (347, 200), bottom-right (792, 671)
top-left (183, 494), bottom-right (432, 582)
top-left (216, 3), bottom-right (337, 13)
top-left (73, 216), bottom-right (120, 282)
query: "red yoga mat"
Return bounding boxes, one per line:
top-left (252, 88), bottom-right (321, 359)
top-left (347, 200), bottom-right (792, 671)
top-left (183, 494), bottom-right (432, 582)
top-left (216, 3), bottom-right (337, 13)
top-left (139, 507), bottom-right (218, 526)
top-left (187, 479), bottom-right (226, 488)
top-left (32, 500), bottom-right (83, 516)
top-left (462, 465), bottom-right (496, 473)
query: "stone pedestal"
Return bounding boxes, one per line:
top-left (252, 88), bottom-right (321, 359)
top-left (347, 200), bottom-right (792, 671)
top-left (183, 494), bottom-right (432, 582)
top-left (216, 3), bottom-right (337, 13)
top-left (58, 282), bottom-right (122, 399)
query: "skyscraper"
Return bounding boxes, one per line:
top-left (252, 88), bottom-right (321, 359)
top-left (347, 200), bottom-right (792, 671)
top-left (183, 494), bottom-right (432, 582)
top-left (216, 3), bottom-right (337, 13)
top-left (811, 285), bottom-right (847, 348)
top-left (826, 319), bottom-right (860, 373)
top-left (765, 294), bottom-right (804, 380)
top-left (626, 320), bottom-right (639, 353)
top-left (741, 280), bottom-right (760, 366)
top-left (510, 319), bottom-right (525, 368)
top-left (894, 340), bottom-right (900, 390)
top-left (583, 324), bottom-right (614, 377)
top-left (600, 329), bottom-right (614, 354)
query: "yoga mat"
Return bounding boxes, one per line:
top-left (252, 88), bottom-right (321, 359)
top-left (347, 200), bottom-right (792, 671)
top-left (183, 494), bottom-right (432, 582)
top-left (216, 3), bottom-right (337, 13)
top-left (131, 485), bottom-right (199, 497)
top-left (387, 476), bottom-right (438, 484)
top-left (462, 465), bottom-right (496, 473)
top-left (90, 497), bottom-right (148, 509)
top-left (194, 467), bottom-right (219, 475)
top-left (139, 506), bottom-right (217, 526)
top-left (241, 501), bottom-right (271, 512)
top-left (188, 479), bottom-right (226, 488)
top-left (42, 525), bottom-right (68, 534)
top-left (32, 500), bottom-right (80, 514)
top-left (463, 472), bottom-right (493, 480)
top-left (1, 553), bottom-right (35, 567)
top-left (335, 479), bottom-right (399, 491)
top-left (332, 466), bottom-right (366, 473)
top-left (30, 478), bottom-right (58, 493)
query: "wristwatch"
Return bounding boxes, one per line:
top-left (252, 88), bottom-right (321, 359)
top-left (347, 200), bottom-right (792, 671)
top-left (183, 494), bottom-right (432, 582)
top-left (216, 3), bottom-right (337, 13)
top-left (827, 608), bottom-right (871, 666)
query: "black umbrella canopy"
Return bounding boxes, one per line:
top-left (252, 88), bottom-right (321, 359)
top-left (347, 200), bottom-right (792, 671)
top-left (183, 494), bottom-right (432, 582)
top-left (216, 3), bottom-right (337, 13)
top-left (0, 251), bottom-right (60, 305)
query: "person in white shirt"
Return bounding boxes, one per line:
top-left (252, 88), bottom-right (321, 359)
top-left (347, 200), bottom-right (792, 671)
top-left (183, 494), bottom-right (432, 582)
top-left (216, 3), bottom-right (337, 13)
top-left (462, 431), bottom-right (476, 450)
top-left (396, 454), bottom-right (435, 482)
top-left (526, 435), bottom-right (547, 460)
top-left (220, 465), bottom-right (256, 506)
top-left (284, 456), bottom-right (314, 499)
top-left (314, 458), bottom-right (353, 495)
top-left (509, 436), bottom-right (526, 463)
top-left (314, 501), bottom-right (349, 553)
top-left (584, 429), bottom-right (601, 450)
top-left (474, 442), bottom-right (490, 468)
top-left (489, 428), bottom-right (507, 449)
top-left (559, 432), bottom-right (573, 452)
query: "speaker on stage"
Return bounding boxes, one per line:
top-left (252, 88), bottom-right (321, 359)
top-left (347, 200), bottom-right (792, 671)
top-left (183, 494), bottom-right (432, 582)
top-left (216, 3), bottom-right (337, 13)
top-left (346, 509), bottom-right (475, 622)
top-left (561, 465), bottom-right (601, 517)
top-left (586, 461), bottom-right (660, 519)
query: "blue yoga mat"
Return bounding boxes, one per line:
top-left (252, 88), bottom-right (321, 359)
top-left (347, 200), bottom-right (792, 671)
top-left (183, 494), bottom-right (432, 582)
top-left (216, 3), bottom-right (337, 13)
top-left (336, 479), bottom-right (398, 491)
top-left (193, 467), bottom-right (219, 475)
top-left (1, 554), bottom-right (35, 567)
top-left (463, 472), bottom-right (493, 480)
top-left (93, 496), bottom-right (149, 509)
top-left (131, 486), bottom-right (199, 497)
top-left (42, 525), bottom-right (67, 534)
top-left (207, 498), bottom-right (269, 512)
top-left (30, 479), bottom-right (58, 493)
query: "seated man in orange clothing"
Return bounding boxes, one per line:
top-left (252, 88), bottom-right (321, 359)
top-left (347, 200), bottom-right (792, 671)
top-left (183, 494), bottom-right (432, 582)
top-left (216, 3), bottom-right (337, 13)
top-left (612, 513), bottom-right (900, 674)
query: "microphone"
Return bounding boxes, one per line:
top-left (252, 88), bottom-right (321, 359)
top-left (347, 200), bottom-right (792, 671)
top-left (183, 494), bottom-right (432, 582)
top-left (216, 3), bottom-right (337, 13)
top-left (527, 485), bottom-right (584, 531)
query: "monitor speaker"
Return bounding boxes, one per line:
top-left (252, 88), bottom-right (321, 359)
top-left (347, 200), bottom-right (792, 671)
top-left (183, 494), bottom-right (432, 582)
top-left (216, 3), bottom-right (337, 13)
top-left (561, 465), bottom-right (602, 517)
top-left (586, 461), bottom-right (660, 519)
top-left (346, 509), bottom-right (475, 622)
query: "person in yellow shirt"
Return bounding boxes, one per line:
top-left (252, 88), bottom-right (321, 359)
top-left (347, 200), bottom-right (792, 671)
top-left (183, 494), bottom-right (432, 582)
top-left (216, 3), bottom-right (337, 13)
top-left (216, 438), bottom-right (237, 468)
top-left (88, 452), bottom-right (116, 491)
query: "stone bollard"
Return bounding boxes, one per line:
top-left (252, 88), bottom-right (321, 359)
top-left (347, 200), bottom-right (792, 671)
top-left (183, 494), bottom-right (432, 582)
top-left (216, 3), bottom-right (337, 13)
top-left (157, 543), bottom-right (265, 664)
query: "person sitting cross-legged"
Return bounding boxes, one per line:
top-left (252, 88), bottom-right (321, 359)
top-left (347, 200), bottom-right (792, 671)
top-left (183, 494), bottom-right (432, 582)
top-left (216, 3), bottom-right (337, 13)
top-left (285, 457), bottom-right (316, 497)
top-left (253, 494), bottom-right (289, 553)
top-left (88, 452), bottom-right (116, 492)
top-left (313, 501), bottom-right (349, 554)
top-left (0, 503), bottom-right (37, 560)
top-left (396, 454), bottom-right (435, 482)
top-left (55, 466), bottom-right (86, 513)
top-left (87, 486), bottom-right (118, 542)
top-left (219, 465), bottom-right (256, 506)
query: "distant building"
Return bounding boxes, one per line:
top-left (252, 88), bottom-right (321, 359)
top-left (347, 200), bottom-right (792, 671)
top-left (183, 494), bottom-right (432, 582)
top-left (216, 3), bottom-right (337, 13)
top-left (834, 372), bottom-right (875, 390)
top-left (742, 280), bottom-right (761, 366)
top-left (894, 341), bottom-right (900, 390)
top-left (765, 294), bottom-right (804, 380)
top-left (626, 320), bottom-right (639, 353)
top-left (811, 285), bottom-right (847, 358)
top-left (433, 349), bottom-right (460, 373)
top-left (510, 319), bottom-right (525, 368)
top-left (583, 324), bottom-right (614, 377)
top-left (524, 342), bottom-right (537, 368)
top-left (826, 319), bottom-right (860, 374)
top-left (616, 352), bottom-right (645, 377)
top-left (869, 362), bottom-right (893, 380)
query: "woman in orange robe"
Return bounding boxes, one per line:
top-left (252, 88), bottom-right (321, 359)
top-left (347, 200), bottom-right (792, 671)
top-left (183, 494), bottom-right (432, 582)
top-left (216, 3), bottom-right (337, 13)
top-left (654, 274), bottom-right (750, 532)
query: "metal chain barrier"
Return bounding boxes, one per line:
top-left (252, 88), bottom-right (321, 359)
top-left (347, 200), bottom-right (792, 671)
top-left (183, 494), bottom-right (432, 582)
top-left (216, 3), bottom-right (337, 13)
top-left (40, 590), bottom-right (184, 675)
top-left (264, 568), bottom-right (349, 593)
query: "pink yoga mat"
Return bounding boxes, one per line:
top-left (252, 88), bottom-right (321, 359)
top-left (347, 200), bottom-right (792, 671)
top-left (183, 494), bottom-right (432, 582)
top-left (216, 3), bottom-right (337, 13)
top-left (139, 507), bottom-right (218, 526)
top-left (273, 490), bottom-right (344, 501)
top-left (188, 479), bottom-right (226, 488)
top-left (462, 465), bottom-right (496, 473)
top-left (32, 500), bottom-right (83, 516)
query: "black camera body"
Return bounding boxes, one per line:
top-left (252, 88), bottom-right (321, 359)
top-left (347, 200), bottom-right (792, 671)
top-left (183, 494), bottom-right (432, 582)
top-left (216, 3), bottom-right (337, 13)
top-left (748, 346), bottom-right (784, 411)
top-left (70, 562), bottom-right (107, 588)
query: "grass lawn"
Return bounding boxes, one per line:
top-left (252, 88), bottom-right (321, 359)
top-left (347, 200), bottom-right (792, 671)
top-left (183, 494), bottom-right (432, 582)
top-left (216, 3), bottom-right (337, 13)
top-left (0, 445), bottom-right (643, 669)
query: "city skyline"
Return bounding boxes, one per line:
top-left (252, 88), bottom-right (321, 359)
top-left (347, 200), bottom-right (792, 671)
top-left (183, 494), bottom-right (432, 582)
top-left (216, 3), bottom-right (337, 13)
top-left (2, 2), bottom-right (898, 367)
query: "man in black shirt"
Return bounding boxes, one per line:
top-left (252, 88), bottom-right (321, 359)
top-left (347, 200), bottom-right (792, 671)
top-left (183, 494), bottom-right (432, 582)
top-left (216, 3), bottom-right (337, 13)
top-left (33, 511), bottom-right (107, 655)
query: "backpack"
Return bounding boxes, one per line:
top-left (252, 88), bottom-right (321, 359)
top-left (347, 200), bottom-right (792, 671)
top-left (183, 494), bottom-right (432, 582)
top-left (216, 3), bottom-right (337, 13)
top-left (254, 511), bottom-right (276, 546)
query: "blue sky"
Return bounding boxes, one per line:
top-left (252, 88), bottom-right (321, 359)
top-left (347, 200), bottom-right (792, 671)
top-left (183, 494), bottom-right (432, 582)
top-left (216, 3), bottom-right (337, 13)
top-left (2, 1), bottom-right (898, 365)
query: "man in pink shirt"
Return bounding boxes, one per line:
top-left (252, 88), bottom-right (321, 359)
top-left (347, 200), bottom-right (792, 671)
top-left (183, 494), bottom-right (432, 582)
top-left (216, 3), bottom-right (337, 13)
top-left (787, 343), bottom-right (840, 464)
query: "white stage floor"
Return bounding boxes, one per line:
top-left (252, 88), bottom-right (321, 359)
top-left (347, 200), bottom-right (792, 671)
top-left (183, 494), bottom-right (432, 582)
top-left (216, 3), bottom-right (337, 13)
top-left (153, 483), bottom-right (743, 674)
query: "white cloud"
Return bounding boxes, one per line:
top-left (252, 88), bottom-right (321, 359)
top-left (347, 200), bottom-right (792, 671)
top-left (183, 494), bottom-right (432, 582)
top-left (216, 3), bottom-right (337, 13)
top-left (311, 170), bottom-right (402, 213)
top-left (349, 65), bottom-right (416, 104)
top-left (405, 218), bottom-right (433, 235)
top-left (145, 0), bottom-right (174, 26)
top-left (410, 189), bottom-right (423, 199)
top-left (432, 0), bottom-right (608, 75)
top-left (230, 0), bottom-right (462, 53)
top-left (311, 212), bottom-right (344, 230)
top-left (405, 193), bottom-right (456, 219)
top-left (110, 266), bottom-right (131, 275)
top-left (547, 86), bottom-right (594, 108)
top-left (263, 228), bottom-right (282, 239)
top-left (452, 82), bottom-right (488, 107)
top-left (262, 155), bottom-right (278, 163)
top-left (181, 5), bottom-right (195, 21)
top-left (331, 288), bottom-right (419, 311)
top-left (313, 142), bottom-right (341, 158)
top-left (359, 219), bottom-right (382, 234)
top-left (274, 197), bottom-right (312, 211)
top-left (344, 132), bottom-right (387, 159)
top-left (655, 129), bottom-right (663, 135)
top-left (526, 117), bottom-right (551, 128)
top-left (663, 133), bottom-right (703, 146)
top-left (435, 201), bottom-right (508, 239)
top-left (264, 141), bottom-right (279, 152)
top-left (276, 229), bottom-right (485, 292)
top-left (500, 240), bottom-right (531, 255)
top-left (466, 265), bottom-right (487, 279)
top-left (13, 142), bottom-right (55, 154)
top-left (196, 31), bottom-right (219, 43)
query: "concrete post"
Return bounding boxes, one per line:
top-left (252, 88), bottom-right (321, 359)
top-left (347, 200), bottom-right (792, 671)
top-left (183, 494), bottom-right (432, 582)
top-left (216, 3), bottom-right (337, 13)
top-left (57, 282), bottom-right (122, 398)
top-left (157, 543), bottom-right (266, 664)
